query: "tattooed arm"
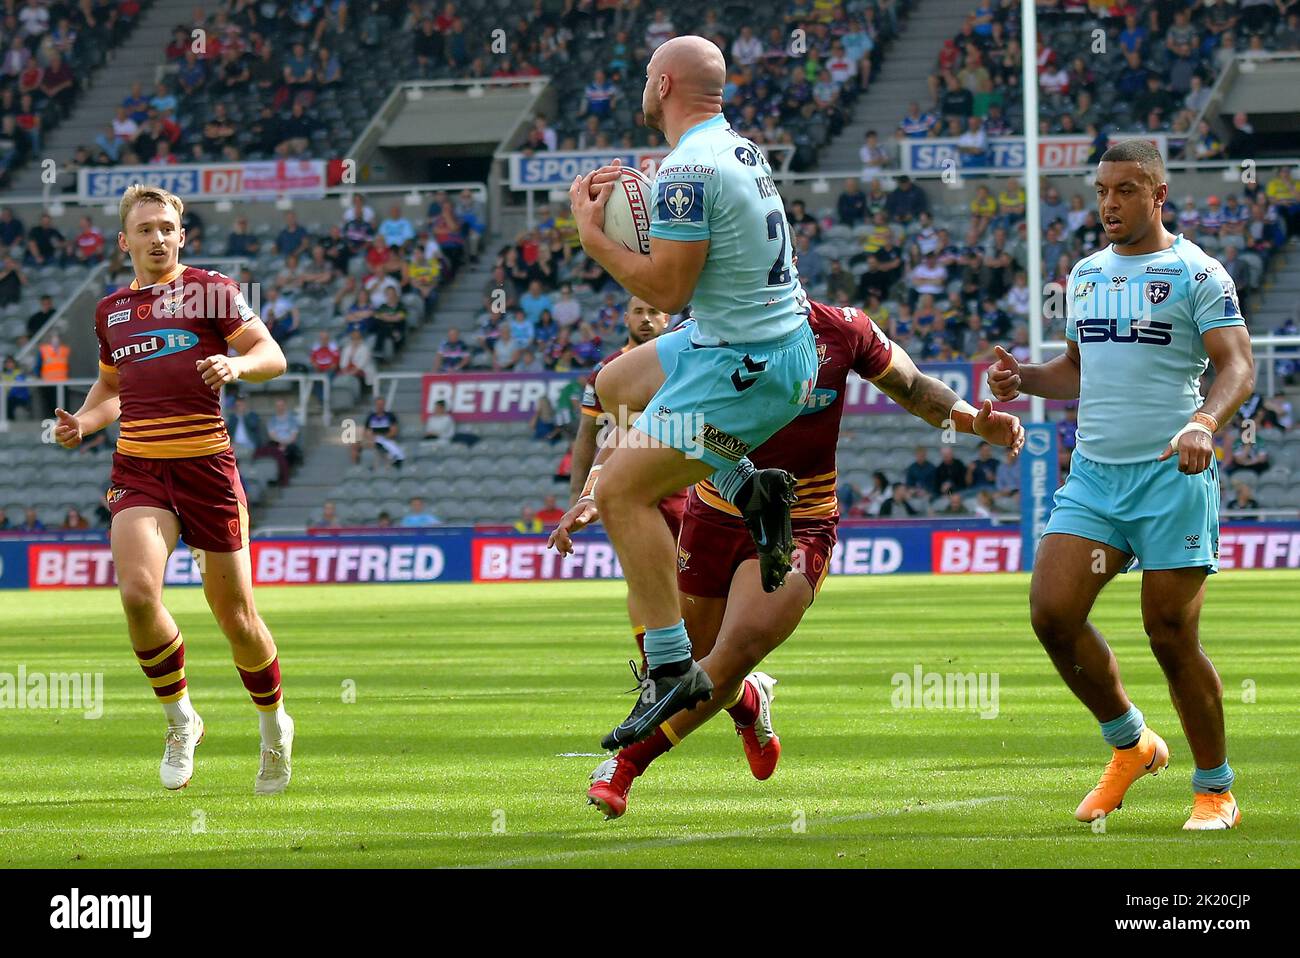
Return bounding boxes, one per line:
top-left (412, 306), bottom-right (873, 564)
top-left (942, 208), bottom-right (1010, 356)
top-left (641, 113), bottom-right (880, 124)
top-left (873, 343), bottom-right (1025, 454)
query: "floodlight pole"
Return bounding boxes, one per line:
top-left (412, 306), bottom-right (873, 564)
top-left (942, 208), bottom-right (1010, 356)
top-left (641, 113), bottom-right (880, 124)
top-left (1021, 0), bottom-right (1045, 424)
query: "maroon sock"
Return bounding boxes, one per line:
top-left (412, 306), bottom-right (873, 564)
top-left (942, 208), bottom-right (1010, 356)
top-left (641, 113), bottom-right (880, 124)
top-left (619, 727), bottom-right (672, 773)
top-left (726, 680), bottom-right (760, 728)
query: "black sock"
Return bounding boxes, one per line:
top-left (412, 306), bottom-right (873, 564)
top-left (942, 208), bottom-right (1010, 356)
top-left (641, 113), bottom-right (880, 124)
top-left (649, 658), bottom-right (690, 679)
top-left (1116, 736), bottom-right (1141, 750)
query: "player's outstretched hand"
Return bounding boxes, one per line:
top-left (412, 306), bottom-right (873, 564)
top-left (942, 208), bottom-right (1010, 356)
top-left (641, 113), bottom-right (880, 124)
top-left (52, 407), bottom-right (82, 449)
top-left (987, 345), bottom-right (1021, 402)
top-left (973, 399), bottom-right (1025, 457)
top-left (569, 171), bottom-right (613, 252)
top-left (196, 354), bottom-right (240, 391)
top-left (1158, 428), bottom-right (1214, 474)
top-left (547, 498), bottom-right (600, 556)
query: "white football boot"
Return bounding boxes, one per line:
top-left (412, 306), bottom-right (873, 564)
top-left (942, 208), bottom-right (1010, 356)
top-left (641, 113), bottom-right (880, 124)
top-left (160, 713), bottom-right (205, 790)
top-left (255, 713), bottom-right (295, 795)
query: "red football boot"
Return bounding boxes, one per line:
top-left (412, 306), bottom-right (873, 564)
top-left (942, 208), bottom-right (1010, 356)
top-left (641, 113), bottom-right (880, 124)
top-left (736, 672), bottom-right (781, 781)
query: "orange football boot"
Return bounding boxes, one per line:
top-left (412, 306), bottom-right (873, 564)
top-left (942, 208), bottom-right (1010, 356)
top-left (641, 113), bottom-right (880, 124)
top-left (1074, 726), bottom-right (1169, 822)
top-left (1183, 791), bottom-right (1241, 830)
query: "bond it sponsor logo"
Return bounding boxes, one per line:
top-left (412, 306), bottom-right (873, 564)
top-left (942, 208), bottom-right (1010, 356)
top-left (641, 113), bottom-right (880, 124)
top-left (695, 422), bottom-right (749, 462)
top-left (110, 329), bottom-right (199, 363)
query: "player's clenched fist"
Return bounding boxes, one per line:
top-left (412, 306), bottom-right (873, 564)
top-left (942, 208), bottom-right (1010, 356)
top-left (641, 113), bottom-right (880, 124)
top-left (547, 498), bottom-right (600, 556)
top-left (1158, 420), bottom-right (1215, 475)
top-left (987, 345), bottom-right (1021, 402)
top-left (52, 407), bottom-right (82, 449)
top-left (196, 354), bottom-right (241, 390)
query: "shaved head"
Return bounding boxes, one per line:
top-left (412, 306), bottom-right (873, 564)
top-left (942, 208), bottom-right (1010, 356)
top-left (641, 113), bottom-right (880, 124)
top-left (643, 35), bottom-right (725, 138)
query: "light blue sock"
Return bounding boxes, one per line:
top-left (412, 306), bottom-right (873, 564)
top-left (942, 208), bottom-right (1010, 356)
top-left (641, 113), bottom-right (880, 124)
top-left (709, 457), bottom-right (756, 507)
top-left (643, 619), bottom-right (691, 668)
top-left (1191, 761), bottom-right (1235, 794)
top-left (1099, 704), bottom-right (1144, 748)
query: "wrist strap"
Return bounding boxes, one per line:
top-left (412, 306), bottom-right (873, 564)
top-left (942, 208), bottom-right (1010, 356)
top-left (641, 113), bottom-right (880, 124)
top-left (1191, 411), bottom-right (1218, 433)
top-left (579, 463), bottom-right (602, 501)
top-left (1169, 421), bottom-right (1213, 448)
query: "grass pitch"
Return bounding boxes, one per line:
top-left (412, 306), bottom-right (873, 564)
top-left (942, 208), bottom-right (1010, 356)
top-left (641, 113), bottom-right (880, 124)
top-left (1, 572), bottom-right (1296, 868)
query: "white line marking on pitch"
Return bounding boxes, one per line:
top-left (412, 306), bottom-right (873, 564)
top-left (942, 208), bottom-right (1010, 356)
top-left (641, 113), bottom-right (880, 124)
top-left (470, 796), bottom-right (1011, 868)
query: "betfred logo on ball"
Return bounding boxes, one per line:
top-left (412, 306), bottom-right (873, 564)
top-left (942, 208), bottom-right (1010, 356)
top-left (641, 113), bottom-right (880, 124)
top-left (603, 167), bottom-right (652, 255)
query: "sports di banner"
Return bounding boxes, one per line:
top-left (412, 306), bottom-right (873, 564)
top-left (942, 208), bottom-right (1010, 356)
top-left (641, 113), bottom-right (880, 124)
top-left (1019, 423), bottom-right (1059, 571)
top-left (507, 150), bottom-right (669, 190)
top-left (900, 134), bottom-right (1167, 175)
top-left (78, 160), bottom-right (328, 202)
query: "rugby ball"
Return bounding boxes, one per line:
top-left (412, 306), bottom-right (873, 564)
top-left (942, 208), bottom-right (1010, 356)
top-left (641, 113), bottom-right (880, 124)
top-left (602, 166), bottom-right (652, 255)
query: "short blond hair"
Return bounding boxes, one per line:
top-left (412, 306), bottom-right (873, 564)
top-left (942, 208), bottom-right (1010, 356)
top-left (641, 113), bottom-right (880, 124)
top-left (119, 184), bottom-right (185, 228)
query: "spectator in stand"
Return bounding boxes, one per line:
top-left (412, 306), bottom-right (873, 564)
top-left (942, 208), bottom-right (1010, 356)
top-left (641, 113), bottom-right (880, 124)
top-left (967, 442), bottom-right (999, 491)
top-left (838, 178), bottom-right (867, 227)
top-left (581, 68), bottom-right (617, 119)
top-left (1226, 480), bottom-right (1259, 520)
top-left (899, 101), bottom-right (937, 139)
top-left (513, 506), bottom-right (544, 534)
top-left (858, 129), bottom-right (889, 181)
top-left (423, 399), bottom-right (479, 447)
top-left (879, 483), bottom-right (917, 517)
top-left (71, 215), bottom-right (104, 263)
top-left (2, 354), bottom-right (32, 420)
top-left (536, 495), bottom-right (565, 524)
top-left (905, 445), bottom-right (938, 498)
top-left (225, 217), bottom-right (260, 257)
top-left (0, 506), bottom-right (8, 529)
top-left (434, 328), bottom-right (471, 372)
top-left (276, 211), bottom-right (311, 258)
top-left (266, 398), bottom-right (304, 477)
top-left (935, 445), bottom-right (967, 496)
top-left (263, 285), bottom-right (300, 344)
top-left (18, 506), bottom-right (44, 532)
top-left (935, 490), bottom-right (973, 517)
top-left (26, 293), bottom-right (54, 338)
top-left (339, 328), bottom-right (376, 390)
top-left (995, 448), bottom-right (1020, 501)
top-left (315, 500), bottom-right (342, 529)
top-left (356, 396), bottom-right (405, 469)
top-left (401, 497), bottom-right (441, 527)
top-left (372, 285), bottom-right (408, 360)
top-left (885, 176), bottom-right (929, 224)
top-left (225, 397), bottom-right (289, 484)
top-left (379, 205), bottom-right (415, 249)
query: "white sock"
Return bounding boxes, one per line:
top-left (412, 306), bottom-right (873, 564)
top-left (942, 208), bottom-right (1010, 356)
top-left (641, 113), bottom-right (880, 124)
top-left (258, 703), bottom-right (290, 745)
top-left (163, 692), bottom-right (198, 726)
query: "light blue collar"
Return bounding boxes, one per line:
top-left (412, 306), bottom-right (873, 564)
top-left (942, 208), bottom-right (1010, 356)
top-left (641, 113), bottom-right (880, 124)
top-left (678, 113), bottom-right (727, 145)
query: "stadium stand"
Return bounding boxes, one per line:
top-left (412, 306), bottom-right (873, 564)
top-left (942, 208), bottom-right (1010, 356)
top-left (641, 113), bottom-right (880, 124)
top-left (0, 0), bottom-right (1297, 533)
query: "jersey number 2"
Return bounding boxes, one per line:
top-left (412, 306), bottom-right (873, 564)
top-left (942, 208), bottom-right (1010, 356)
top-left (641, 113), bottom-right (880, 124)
top-left (765, 210), bottom-right (791, 286)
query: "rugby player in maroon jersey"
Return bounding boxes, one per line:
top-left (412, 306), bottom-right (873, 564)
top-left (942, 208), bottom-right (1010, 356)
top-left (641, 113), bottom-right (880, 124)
top-left (54, 185), bottom-right (295, 794)
top-left (552, 299), bottom-right (1025, 817)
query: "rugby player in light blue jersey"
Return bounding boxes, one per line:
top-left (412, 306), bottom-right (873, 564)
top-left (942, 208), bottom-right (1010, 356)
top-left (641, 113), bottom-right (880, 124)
top-left (568, 36), bottom-right (818, 750)
top-left (988, 140), bottom-right (1254, 830)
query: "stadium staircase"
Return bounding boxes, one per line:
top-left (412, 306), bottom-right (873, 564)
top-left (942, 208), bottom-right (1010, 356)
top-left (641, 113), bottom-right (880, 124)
top-left (254, 244), bottom-right (506, 531)
top-left (4, 0), bottom-right (196, 196)
top-left (819, 0), bottom-right (976, 173)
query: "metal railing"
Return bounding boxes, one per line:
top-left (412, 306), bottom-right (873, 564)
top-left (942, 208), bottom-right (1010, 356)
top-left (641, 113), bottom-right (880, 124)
top-left (0, 373), bottom-right (334, 433)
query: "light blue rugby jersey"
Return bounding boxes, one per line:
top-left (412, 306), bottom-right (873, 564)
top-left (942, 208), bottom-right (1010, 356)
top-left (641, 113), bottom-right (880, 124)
top-left (1064, 234), bottom-right (1245, 464)
top-left (648, 113), bottom-right (809, 345)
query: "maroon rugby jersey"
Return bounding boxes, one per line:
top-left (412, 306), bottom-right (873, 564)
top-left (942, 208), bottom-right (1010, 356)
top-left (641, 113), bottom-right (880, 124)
top-left (693, 300), bottom-right (894, 519)
top-left (95, 263), bottom-right (259, 458)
